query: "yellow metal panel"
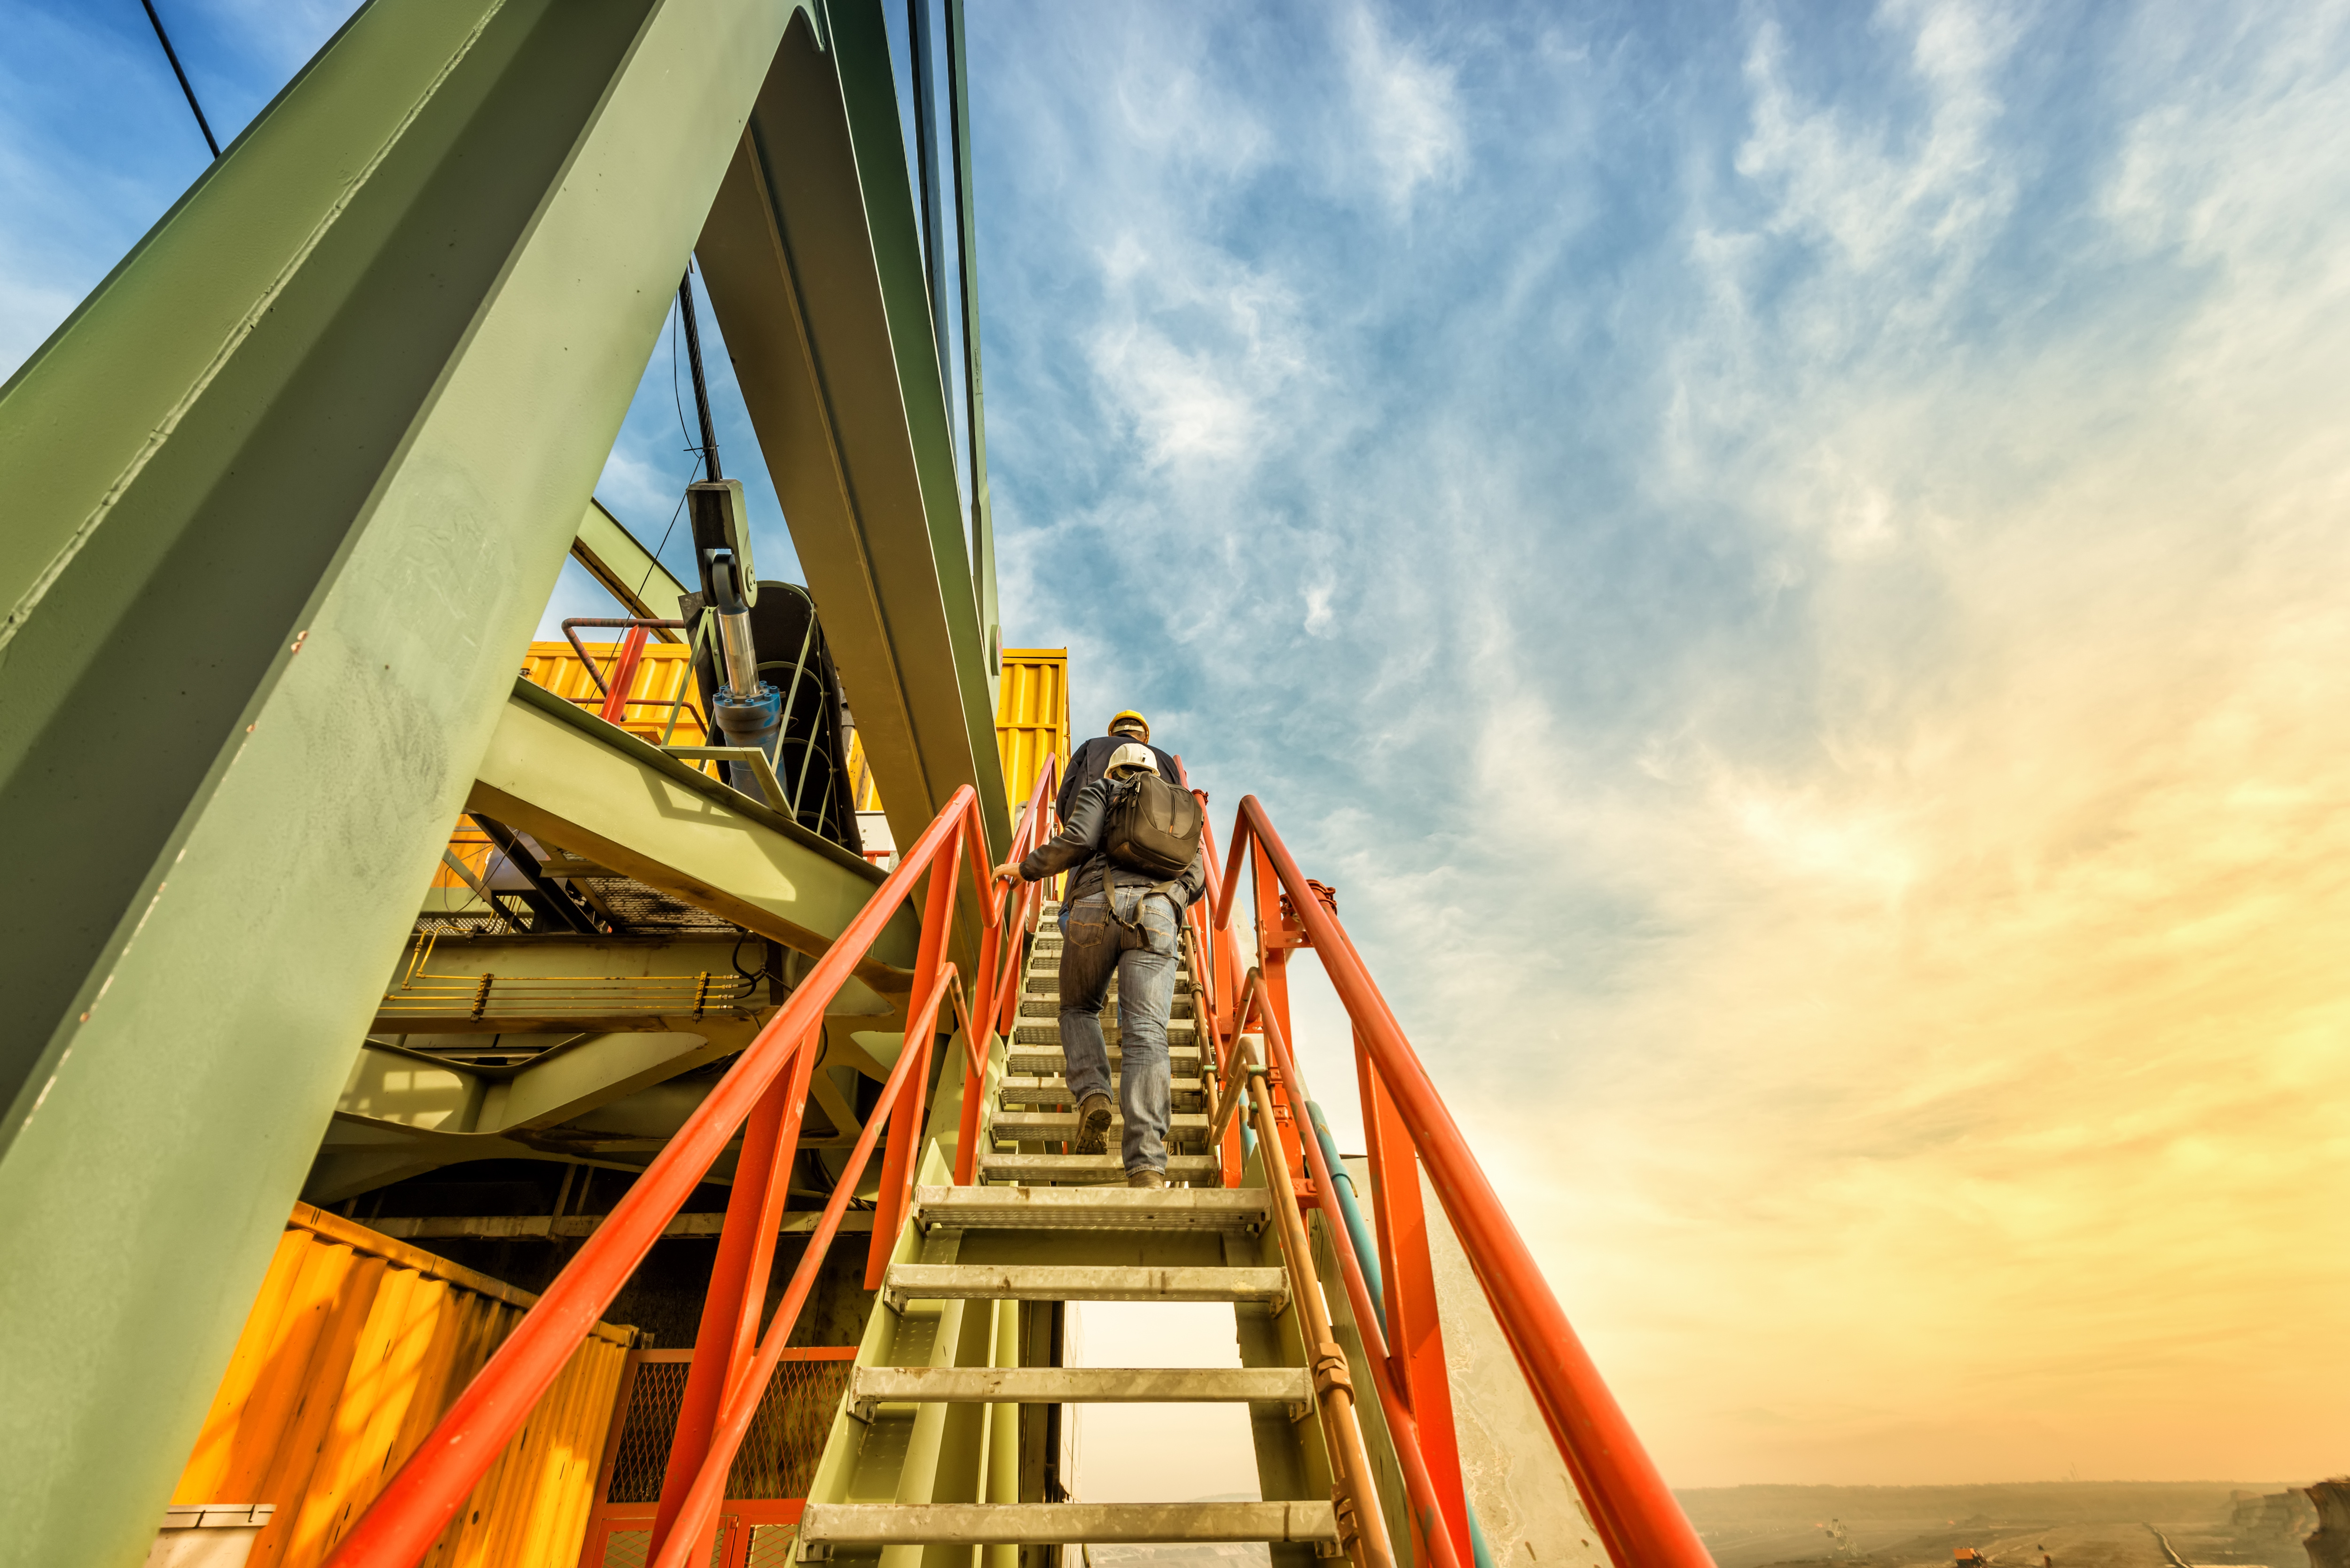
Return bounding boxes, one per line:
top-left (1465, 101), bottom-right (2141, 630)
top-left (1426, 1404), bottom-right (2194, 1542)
top-left (172, 1208), bottom-right (635, 1568)
top-left (994, 648), bottom-right (1069, 807)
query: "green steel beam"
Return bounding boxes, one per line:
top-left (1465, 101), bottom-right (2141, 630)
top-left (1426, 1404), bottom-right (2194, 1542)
top-left (697, 0), bottom-right (1012, 859)
top-left (946, 0), bottom-right (1001, 681)
top-left (469, 677), bottom-right (919, 981)
top-left (315, 1028), bottom-right (752, 1200)
top-left (573, 496), bottom-right (693, 632)
top-left (0, 4), bottom-right (812, 1562)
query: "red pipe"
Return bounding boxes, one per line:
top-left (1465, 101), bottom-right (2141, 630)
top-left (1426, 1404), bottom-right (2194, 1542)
top-left (1221, 796), bottom-right (1715, 1568)
top-left (598, 623), bottom-right (650, 725)
top-left (322, 787), bottom-right (986, 1568)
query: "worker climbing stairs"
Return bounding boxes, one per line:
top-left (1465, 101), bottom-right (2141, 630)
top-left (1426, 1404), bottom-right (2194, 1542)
top-left (979, 898), bottom-right (1219, 1186)
top-left (795, 897), bottom-right (1359, 1563)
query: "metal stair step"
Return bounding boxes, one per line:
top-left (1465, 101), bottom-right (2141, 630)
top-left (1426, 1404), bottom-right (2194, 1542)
top-left (845, 1365), bottom-right (1310, 1421)
top-left (1006, 1045), bottom-right (1201, 1074)
top-left (995, 1078), bottom-right (1205, 1108)
top-left (1027, 969), bottom-right (1195, 990)
top-left (976, 1152), bottom-right (1222, 1186)
top-left (799, 1501), bottom-right (1339, 1548)
top-left (881, 1263), bottom-right (1287, 1312)
top-left (1023, 998), bottom-right (1195, 1018)
top-left (1010, 1026), bottom-right (1202, 1052)
top-left (911, 1184), bottom-right (1269, 1233)
top-left (991, 1110), bottom-right (1210, 1137)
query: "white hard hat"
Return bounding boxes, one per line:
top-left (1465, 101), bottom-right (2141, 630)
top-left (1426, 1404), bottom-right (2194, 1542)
top-left (1106, 741), bottom-right (1156, 779)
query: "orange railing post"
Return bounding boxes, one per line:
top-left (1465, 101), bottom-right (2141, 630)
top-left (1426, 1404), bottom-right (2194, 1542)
top-left (648, 1028), bottom-right (818, 1556)
top-left (865, 834), bottom-right (963, 1290)
top-left (651, 967), bottom-right (956, 1568)
top-left (1215, 796), bottom-right (1716, 1568)
top-left (322, 786), bottom-right (1021, 1568)
top-left (1355, 1029), bottom-right (1469, 1561)
top-left (955, 757), bottom-right (1059, 1185)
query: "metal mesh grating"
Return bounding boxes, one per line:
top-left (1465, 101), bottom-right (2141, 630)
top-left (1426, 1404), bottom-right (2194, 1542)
top-left (597, 1526), bottom-right (730, 1568)
top-left (606, 1359), bottom-right (855, 1503)
top-left (747, 1523), bottom-right (801, 1567)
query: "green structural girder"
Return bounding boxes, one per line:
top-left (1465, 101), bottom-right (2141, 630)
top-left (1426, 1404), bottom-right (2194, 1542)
top-left (469, 677), bottom-right (920, 981)
top-left (314, 1027), bottom-right (752, 1201)
top-left (697, 0), bottom-right (1012, 859)
top-left (0, 4), bottom-right (814, 1562)
top-left (573, 497), bottom-right (693, 631)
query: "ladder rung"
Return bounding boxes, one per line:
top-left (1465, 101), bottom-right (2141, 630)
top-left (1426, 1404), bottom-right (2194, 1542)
top-left (846, 1365), bottom-right (1311, 1421)
top-left (799, 1501), bottom-right (1339, 1548)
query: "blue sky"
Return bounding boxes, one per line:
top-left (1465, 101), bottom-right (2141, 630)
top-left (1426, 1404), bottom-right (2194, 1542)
top-left (8, 0), bottom-right (2350, 1496)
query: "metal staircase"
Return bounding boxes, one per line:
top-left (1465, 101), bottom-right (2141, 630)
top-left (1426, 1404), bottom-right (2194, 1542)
top-left (315, 775), bottom-right (1712, 1568)
top-left (796, 897), bottom-right (1350, 1564)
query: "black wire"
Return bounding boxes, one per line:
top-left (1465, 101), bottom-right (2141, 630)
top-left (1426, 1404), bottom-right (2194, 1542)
top-left (677, 269), bottom-right (723, 483)
top-left (140, 0), bottom-right (220, 158)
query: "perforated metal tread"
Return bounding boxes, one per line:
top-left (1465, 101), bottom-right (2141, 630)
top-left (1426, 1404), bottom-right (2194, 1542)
top-left (996, 1077), bottom-right (1206, 1108)
top-left (1022, 1000), bottom-right (1195, 1022)
top-left (976, 1152), bottom-right (1221, 1186)
top-left (798, 1501), bottom-right (1339, 1548)
top-left (991, 1109), bottom-right (1211, 1137)
top-left (912, 1184), bottom-right (1267, 1233)
top-left (846, 1365), bottom-right (1310, 1421)
top-left (1011, 1023), bottom-right (1201, 1048)
top-left (1006, 1045), bottom-right (1202, 1074)
top-left (882, 1262), bottom-right (1287, 1311)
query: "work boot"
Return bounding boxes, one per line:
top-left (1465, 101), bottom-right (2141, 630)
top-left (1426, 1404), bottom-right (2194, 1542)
top-left (1075, 1093), bottom-right (1114, 1156)
top-left (1128, 1168), bottom-right (1167, 1190)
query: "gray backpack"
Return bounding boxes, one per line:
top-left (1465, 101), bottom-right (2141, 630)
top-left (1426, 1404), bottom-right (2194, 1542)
top-left (1102, 773), bottom-right (1202, 879)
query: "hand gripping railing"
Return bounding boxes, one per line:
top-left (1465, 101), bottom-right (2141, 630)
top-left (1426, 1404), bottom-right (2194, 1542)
top-left (1207, 796), bottom-right (1715, 1568)
top-left (321, 781), bottom-right (1034, 1568)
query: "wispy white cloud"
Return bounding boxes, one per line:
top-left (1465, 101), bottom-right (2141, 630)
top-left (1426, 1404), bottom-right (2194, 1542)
top-left (973, 0), bottom-right (2350, 1487)
top-left (1338, 1), bottom-right (1468, 213)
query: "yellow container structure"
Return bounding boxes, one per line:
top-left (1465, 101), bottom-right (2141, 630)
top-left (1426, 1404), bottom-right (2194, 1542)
top-left (995, 649), bottom-right (1070, 809)
top-left (170, 1203), bottom-right (634, 1568)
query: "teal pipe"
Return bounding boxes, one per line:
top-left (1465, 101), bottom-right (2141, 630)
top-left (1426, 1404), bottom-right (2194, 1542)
top-left (1304, 1101), bottom-right (1496, 1568)
top-left (1306, 1100), bottom-right (1388, 1337)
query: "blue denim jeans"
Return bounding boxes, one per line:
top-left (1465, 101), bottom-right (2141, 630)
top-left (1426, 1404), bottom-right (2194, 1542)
top-left (1057, 888), bottom-right (1179, 1175)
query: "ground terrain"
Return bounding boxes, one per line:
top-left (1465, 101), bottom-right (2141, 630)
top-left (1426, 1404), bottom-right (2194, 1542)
top-left (1677, 1484), bottom-right (2316, 1568)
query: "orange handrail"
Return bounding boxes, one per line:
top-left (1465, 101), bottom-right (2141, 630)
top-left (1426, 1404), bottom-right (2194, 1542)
top-left (957, 753), bottom-right (1060, 1182)
top-left (1212, 796), bottom-right (1715, 1568)
top-left (1228, 968), bottom-right (1466, 1568)
top-left (322, 784), bottom-right (1014, 1568)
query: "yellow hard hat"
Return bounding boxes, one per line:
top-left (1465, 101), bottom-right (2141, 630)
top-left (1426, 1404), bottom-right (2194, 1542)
top-left (1107, 710), bottom-right (1149, 741)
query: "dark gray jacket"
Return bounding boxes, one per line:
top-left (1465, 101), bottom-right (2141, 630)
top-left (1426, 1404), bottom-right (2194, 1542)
top-left (1019, 776), bottom-right (1207, 909)
top-left (1057, 734), bottom-right (1182, 823)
